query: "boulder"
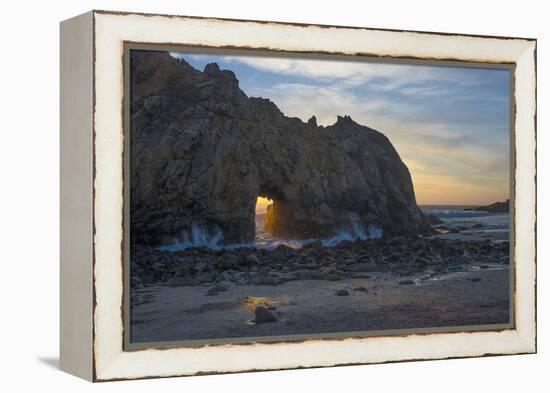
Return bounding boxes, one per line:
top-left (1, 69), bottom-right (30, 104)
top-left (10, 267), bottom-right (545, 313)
top-left (254, 306), bottom-right (277, 323)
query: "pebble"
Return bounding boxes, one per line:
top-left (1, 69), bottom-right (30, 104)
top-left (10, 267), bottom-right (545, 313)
top-left (246, 254), bottom-right (260, 265)
top-left (166, 277), bottom-right (200, 287)
top-left (195, 272), bottom-right (214, 283)
top-left (252, 276), bottom-right (280, 286)
top-left (351, 273), bottom-right (371, 279)
top-left (325, 273), bottom-right (342, 281)
top-left (302, 240), bottom-right (323, 249)
top-left (205, 287), bottom-right (219, 296)
top-left (447, 266), bottom-right (463, 272)
top-left (398, 279), bottom-right (415, 285)
top-left (296, 270), bottom-right (324, 280)
top-left (336, 289), bottom-right (350, 296)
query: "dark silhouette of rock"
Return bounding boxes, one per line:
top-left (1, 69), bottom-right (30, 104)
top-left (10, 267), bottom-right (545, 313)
top-left (466, 200), bottom-right (509, 213)
top-left (254, 306), bottom-right (277, 323)
top-left (336, 289), bottom-right (350, 296)
top-left (426, 213), bottom-right (444, 225)
top-left (130, 236), bottom-right (510, 287)
top-left (130, 51), bottom-right (430, 245)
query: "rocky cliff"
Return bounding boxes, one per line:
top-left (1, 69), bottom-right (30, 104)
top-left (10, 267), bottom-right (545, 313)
top-left (130, 50), bottom-right (429, 245)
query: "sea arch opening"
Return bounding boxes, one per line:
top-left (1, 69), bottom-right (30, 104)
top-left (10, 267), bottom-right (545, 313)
top-left (251, 182), bottom-right (294, 246)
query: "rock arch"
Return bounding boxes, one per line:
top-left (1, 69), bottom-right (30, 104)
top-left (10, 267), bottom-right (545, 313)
top-left (129, 51), bottom-right (429, 245)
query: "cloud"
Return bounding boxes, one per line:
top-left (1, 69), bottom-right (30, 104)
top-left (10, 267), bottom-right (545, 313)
top-left (399, 85), bottom-right (450, 97)
top-left (171, 51), bottom-right (510, 205)
top-left (249, 83), bottom-right (391, 126)
top-left (176, 52), bottom-right (483, 90)
top-left (216, 54), bottom-right (500, 92)
top-left (251, 81), bottom-right (509, 205)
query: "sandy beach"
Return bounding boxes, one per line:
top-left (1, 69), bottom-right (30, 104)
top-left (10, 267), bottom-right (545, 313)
top-left (131, 267), bottom-right (509, 343)
top-left (130, 229), bottom-right (511, 344)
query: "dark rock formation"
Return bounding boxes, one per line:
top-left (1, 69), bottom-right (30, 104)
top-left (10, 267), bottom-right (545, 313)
top-left (466, 200), bottom-right (510, 213)
top-left (426, 213), bottom-right (444, 225)
top-left (129, 236), bottom-right (511, 288)
top-left (130, 50), bottom-right (429, 245)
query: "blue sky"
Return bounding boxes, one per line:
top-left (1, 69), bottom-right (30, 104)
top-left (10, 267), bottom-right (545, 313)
top-left (171, 51), bottom-right (510, 205)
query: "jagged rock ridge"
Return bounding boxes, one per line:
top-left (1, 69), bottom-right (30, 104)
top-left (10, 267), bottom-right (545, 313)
top-left (130, 50), bottom-right (429, 245)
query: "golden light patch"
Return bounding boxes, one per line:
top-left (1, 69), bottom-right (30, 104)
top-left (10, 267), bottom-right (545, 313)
top-left (255, 196), bottom-right (273, 214)
top-left (240, 296), bottom-right (278, 311)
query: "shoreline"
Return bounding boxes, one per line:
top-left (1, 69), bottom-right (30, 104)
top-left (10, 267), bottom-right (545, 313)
top-left (130, 230), bottom-right (511, 343)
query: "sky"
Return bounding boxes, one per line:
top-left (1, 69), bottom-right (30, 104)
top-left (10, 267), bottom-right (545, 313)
top-left (171, 51), bottom-right (510, 206)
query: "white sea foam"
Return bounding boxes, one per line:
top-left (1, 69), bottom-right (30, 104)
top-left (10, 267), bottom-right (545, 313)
top-left (159, 225), bottom-right (224, 251)
top-left (159, 216), bottom-right (382, 252)
top-left (422, 207), bottom-right (510, 230)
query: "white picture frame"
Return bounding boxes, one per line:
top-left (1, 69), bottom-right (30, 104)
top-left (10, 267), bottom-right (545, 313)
top-left (60, 10), bottom-right (536, 382)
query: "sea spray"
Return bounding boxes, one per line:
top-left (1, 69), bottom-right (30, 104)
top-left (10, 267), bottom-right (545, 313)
top-left (159, 217), bottom-right (383, 252)
top-left (159, 225), bottom-right (224, 251)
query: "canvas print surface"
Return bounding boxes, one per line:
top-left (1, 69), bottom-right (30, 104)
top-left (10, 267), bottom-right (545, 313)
top-left (127, 48), bottom-right (511, 345)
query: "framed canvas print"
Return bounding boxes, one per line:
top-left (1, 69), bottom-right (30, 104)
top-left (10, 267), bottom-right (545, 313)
top-left (60, 10), bottom-right (537, 381)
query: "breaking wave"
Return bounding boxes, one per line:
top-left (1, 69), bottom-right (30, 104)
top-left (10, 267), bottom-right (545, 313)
top-left (158, 217), bottom-right (382, 252)
top-left (159, 225), bottom-right (224, 251)
top-left (424, 209), bottom-right (491, 219)
top-left (421, 207), bottom-right (510, 230)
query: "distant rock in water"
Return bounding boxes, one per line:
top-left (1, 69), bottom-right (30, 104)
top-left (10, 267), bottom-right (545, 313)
top-left (467, 200), bottom-right (510, 213)
top-left (130, 51), bottom-right (430, 245)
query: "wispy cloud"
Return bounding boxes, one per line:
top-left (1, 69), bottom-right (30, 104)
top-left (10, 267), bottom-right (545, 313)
top-left (217, 55), bottom-right (506, 92)
top-left (180, 53), bottom-right (494, 90)
top-left (249, 83), bottom-right (390, 126)
top-left (172, 51), bottom-right (510, 205)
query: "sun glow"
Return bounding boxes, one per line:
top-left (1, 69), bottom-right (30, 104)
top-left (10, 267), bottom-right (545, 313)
top-left (240, 296), bottom-right (278, 311)
top-left (255, 196), bottom-right (273, 214)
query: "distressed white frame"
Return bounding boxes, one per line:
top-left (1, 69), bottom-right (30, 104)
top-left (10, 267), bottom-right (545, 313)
top-left (62, 10), bottom-right (536, 381)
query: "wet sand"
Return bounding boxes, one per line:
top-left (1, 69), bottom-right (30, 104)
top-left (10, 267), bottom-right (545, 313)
top-left (130, 265), bottom-right (510, 343)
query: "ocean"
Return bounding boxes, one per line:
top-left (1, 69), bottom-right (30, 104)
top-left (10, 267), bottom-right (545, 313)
top-left (159, 205), bottom-right (509, 252)
top-left (420, 205), bottom-right (510, 231)
top-left (253, 212), bottom-right (382, 249)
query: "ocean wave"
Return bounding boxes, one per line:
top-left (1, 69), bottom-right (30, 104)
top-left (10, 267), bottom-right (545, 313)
top-left (422, 208), bottom-right (510, 230)
top-left (158, 225), bottom-right (224, 251)
top-left (159, 221), bottom-right (382, 252)
top-left (423, 209), bottom-right (494, 219)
